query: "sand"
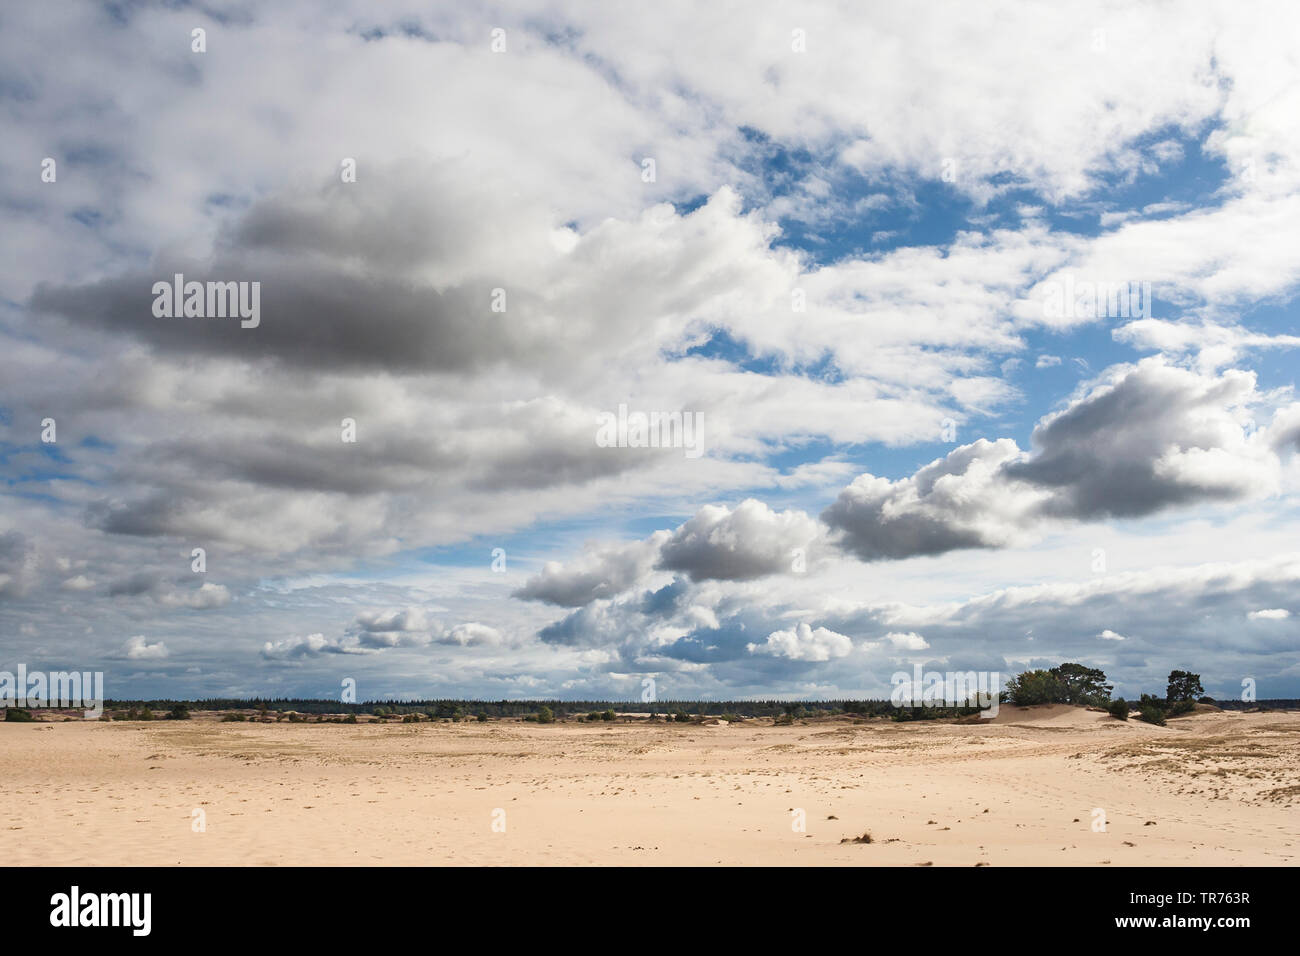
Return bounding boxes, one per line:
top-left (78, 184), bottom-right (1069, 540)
top-left (3, 706), bottom-right (1296, 866)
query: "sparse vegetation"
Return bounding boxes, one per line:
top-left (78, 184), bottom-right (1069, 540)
top-left (4, 708), bottom-right (35, 722)
top-left (1108, 698), bottom-right (1130, 720)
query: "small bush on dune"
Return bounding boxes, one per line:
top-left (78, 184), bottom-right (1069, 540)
top-left (1137, 702), bottom-right (1166, 726)
top-left (4, 708), bottom-right (35, 722)
top-left (221, 713), bottom-right (247, 722)
top-left (1108, 699), bottom-right (1130, 720)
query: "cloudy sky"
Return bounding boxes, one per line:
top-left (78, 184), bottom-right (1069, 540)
top-left (3, 1), bottom-right (1300, 703)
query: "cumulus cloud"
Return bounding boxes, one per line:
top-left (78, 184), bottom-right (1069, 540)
top-left (514, 534), bottom-right (669, 607)
top-left (438, 622), bottom-right (505, 646)
top-left (1098, 629), bottom-right (1127, 640)
top-left (261, 633), bottom-right (359, 660)
top-left (747, 623), bottom-right (853, 662)
top-left (825, 360), bottom-right (1295, 561)
top-left (1248, 608), bottom-right (1290, 620)
top-left (885, 631), bottom-right (931, 650)
top-left (658, 499), bottom-right (821, 581)
top-left (517, 500), bottom-right (819, 608)
top-left (123, 636), bottom-right (169, 660)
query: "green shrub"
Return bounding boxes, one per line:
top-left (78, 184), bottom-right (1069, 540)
top-left (536, 706), bottom-right (555, 724)
top-left (344, 713), bottom-right (357, 724)
top-left (139, 707), bottom-right (154, 721)
top-left (1004, 669), bottom-right (1065, 705)
top-left (1108, 698), bottom-right (1129, 720)
top-left (221, 713), bottom-right (247, 722)
top-left (476, 712), bottom-right (488, 723)
top-left (1137, 702), bottom-right (1167, 726)
top-left (167, 704), bottom-right (191, 720)
top-left (4, 708), bottom-right (35, 722)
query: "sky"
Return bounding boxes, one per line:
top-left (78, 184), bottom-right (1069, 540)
top-left (2, 0), bottom-right (1299, 703)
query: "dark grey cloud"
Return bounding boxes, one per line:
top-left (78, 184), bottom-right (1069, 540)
top-left (30, 265), bottom-right (529, 374)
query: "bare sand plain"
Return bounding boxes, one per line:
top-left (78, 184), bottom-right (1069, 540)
top-left (2, 705), bottom-right (1296, 866)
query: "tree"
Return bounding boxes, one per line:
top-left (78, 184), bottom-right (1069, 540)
top-left (1166, 671), bottom-right (1203, 703)
top-left (1049, 663), bottom-right (1113, 706)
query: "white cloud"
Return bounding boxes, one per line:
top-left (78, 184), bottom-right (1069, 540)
top-left (123, 636), bottom-right (169, 660)
top-left (885, 631), bottom-right (931, 650)
top-left (748, 623), bottom-right (852, 662)
top-left (1248, 608), bottom-right (1290, 620)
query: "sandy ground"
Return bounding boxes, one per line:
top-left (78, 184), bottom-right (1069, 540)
top-left (2, 706), bottom-right (1297, 866)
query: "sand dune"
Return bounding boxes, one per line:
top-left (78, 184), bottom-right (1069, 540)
top-left (3, 708), bottom-right (1296, 866)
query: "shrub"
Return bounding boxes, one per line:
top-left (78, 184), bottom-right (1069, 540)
top-left (167, 704), bottom-right (191, 720)
top-left (139, 707), bottom-right (154, 721)
top-left (221, 713), bottom-right (247, 722)
top-left (4, 708), bottom-right (35, 722)
top-left (536, 706), bottom-right (555, 724)
top-left (673, 710), bottom-right (692, 723)
top-left (1107, 698), bottom-right (1129, 720)
top-left (1137, 702), bottom-right (1166, 726)
top-left (1168, 699), bottom-right (1196, 717)
top-left (476, 712), bottom-right (488, 723)
top-left (1004, 669), bottom-right (1065, 705)
top-left (344, 713), bottom-right (357, 724)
